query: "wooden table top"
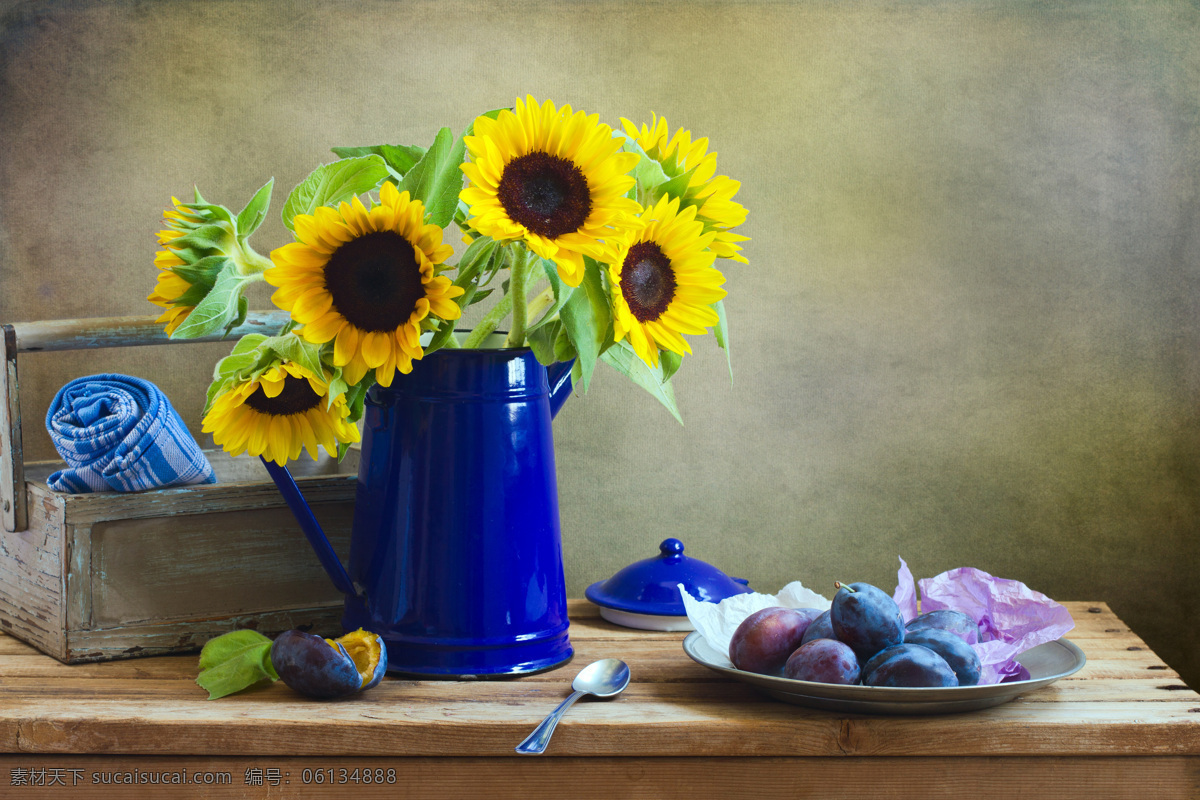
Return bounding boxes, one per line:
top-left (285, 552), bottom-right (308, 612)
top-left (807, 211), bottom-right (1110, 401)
top-left (1, 600), bottom-right (1198, 798)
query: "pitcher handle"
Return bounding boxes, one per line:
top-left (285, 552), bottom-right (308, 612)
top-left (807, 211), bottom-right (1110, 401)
top-left (261, 457), bottom-right (366, 602)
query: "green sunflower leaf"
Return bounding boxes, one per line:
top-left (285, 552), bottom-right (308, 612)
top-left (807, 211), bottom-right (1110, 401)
top-left (331, 144), bottom-right (426, 181)
top-left (170, 223), bottom-right (234, 252)
top-left (621, 135), bottom-right (671, 203)
top-left (557, 258), bottom-right (611, 392)
top-left (263, 334), bottom-right (326, 382)
top-left (185, 191), bottom-right (234, 225)
top-left (202, 375), bottom-right (235, 416)
top-left (660, 350), bottom-right (683, 383)
top-left (281, 155), bottom-right (390, 231)
top-left (527, 319), bottom-right (562, 366)
top-left (235, 178), bottom-right (274, 240)
top-left (170, 266), bottom-right (253, 340)
top-left (196, 629), bottom-right (279, 700)
top-left (528, 257), bottom-right (573, 333)
top-left (169, 255), bottom-right (227, 288)
top-left (227, 296), bottom-right (249, 336)
top-left (599, 339), bottom-right (684, 424)
top-left (712, 299), bottom-right (733, 383)
top-left (400, 126), bottom-right (465, 229)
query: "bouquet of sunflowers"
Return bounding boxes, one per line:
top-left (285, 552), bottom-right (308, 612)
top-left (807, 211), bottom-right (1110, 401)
top-left (147, 96), bottom-right (748, 466)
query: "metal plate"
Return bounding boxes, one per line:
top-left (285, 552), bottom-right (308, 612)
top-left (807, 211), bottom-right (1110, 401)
top-left (682, 631), bottom-right (1086, 715)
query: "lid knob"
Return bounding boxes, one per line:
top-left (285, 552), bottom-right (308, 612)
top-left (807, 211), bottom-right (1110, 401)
top-left (659, 538), bottom-right (685, 561)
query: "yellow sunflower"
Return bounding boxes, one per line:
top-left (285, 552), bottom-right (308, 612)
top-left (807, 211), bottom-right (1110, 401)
top-left (621, 114), bottom-right (750, 264)
top-left (607, 195), bottom-right (728, 368)
top-left (202, 361), bottom-right (360, 466)
top-left (266, 182), bottom-right (464, 388)
top-left (460, 95), bottom-right (641, 287)
top-left (147, 199), bottom-right (212, 334)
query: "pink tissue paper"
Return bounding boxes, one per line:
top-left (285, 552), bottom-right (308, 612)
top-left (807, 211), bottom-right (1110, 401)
top-left (893, 557), bottom-right (1075, 684)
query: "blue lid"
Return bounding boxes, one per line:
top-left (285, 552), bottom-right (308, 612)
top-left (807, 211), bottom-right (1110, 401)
top-left (585, 538), bottom-right (752, 617)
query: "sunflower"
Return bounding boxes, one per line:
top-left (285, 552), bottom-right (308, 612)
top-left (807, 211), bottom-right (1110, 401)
top-left (621, 114), bottom-right (750, 264)
top-left (607, 195), bottom-right (728, 369)
top-left (202, 361), bottom-right (360, 466)
top-left (460, 95), bottom-right (641, 287)
top-left (147, 198), bottom-right (216, 334)
top-left (266, 182), bottom-right (464, 388)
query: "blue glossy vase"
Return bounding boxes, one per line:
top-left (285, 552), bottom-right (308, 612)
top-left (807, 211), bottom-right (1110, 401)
top-left (264, 345), bottom-right (575, 677)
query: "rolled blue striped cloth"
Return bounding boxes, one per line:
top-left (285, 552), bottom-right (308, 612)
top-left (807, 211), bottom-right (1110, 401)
top-left (45, 374), bottom-right (216, 493)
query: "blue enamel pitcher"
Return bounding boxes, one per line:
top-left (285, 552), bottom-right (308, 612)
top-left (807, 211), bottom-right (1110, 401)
top-left (263, 342), bottom-right (575, 677)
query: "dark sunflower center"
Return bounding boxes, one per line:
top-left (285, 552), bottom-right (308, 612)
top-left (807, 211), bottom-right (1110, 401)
top-left (497, 151), bottom-right (592, 239)
top-left (323, 230), bottom-right (424, 332)
top-left (621, 242), bottom-right (677, 323)
top-left (244, 374), bottom-right (322, 417)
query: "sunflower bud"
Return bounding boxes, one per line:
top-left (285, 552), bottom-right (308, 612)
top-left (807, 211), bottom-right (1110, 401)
top-left (148, 181), bottom-right (275, 338)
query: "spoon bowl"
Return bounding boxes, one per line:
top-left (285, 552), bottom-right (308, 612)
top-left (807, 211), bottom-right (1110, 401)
top-left (515, 658), bottom-right (631, 754)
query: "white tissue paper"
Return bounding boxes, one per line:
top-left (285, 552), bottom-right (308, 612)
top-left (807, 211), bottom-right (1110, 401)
top-left (678, 581), bottom-right (831, 666)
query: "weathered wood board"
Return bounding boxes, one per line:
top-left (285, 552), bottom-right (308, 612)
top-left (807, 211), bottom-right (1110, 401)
top-left (0, 451), bottom-right (357, 663)
top-left (0, 602), bottom-right (1197, 800)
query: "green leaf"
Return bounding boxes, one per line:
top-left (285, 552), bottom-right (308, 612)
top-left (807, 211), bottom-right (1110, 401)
top-left (183, 194), bottom-right (234, 225)
top-left (203, 375), bottom-right (234, 416)
top-left (170, 265), bottom-right (252, 339)
top-left (621, 135), bottom-right (670, 200)
top-left (713, 299), bottom-right (733, 383)
top-left (660, 350), bottom-right (683, 383)
top-left (170, 223), bottom-right (233, 252)
top-left (196, 629), bottom-right (279, 700)
top-left (263, 334), bottom-right (326, 381)
top-left (230, 333), bottom-right (269, 357)
top-left (235, 178), bottom-right (274, 239)
top-left (399, 127), bottom-right (466, 229)
top-left (527, 319), bottom-right (562, 366)
top-left (600, 340), bottom-right (684, 424)
top-left (331, 144), bottom-right (426, 179)
top-left (527, 257), bottom-right (573, 332)
top-left (281, 155), bottom-right (390, 231)
top-left (557, 258), bottom-right (612, 391)
top-left (169, 255), bottom-right (228, 289)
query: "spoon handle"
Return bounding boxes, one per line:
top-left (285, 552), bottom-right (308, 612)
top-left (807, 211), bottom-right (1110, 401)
top-left (515, 690), bottom-right (585, 754)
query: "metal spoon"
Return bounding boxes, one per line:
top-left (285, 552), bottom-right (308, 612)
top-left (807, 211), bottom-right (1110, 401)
top-left (515, 658), bottom-right (631, 754)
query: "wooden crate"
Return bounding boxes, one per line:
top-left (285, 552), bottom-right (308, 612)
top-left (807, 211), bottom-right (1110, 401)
top-left (0, 313), bottom-right (357, 663)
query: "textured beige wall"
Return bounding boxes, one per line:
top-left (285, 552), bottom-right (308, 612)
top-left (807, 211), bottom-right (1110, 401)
top-left (2, 0), bottom-right (1198, 685)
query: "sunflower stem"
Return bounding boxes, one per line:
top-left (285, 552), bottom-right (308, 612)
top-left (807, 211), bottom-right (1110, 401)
top-left (505, 248), bottom-right (536, 348)
top-left (525, 286), bottom-right (556, 326)
top-left (462, 291), bottom-right (514, 349)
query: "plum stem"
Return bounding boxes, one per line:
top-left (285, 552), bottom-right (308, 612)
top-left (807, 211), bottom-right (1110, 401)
top-left (834, 581), bottom-right (856, 593)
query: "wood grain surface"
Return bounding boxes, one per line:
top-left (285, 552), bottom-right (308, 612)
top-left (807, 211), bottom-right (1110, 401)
top-left (0, 601), bottom-right (1197, 799)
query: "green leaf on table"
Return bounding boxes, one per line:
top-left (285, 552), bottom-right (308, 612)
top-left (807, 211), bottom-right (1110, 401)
top-left (170, 265), bottom-right (253, 340)
top-left (399, 127), bottom-right (466, 229)
top-left (557, 258), bottom-right (612, 392)
top-left (195, 629), bottom-right (279, 700)
top-left (281, 155), bottom-right (390, 231)
top-left (235, 178), bottom-right (274, 239)
top-left (331, 144), bottom-right (426, 181)
top-left (600, 339), bottom-right (684, 424)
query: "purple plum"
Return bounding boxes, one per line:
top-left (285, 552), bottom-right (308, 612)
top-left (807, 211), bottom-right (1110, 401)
top-left (830, 582), bottom-right (906, 662)
top-left (902, 628), bottom-right (982, 686)
top-left (784, 639), bottom-right (861, 685)
top-left (905, 609), bottom-right (981, 645)
top-left (271, 628), bottom-right (387, 699)
top-left (861, 643), bottom-right (958, 687)
top-left (729, 607), bottom-right (823, 675)
top-left (800, 610), bottom-right (834, 645)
